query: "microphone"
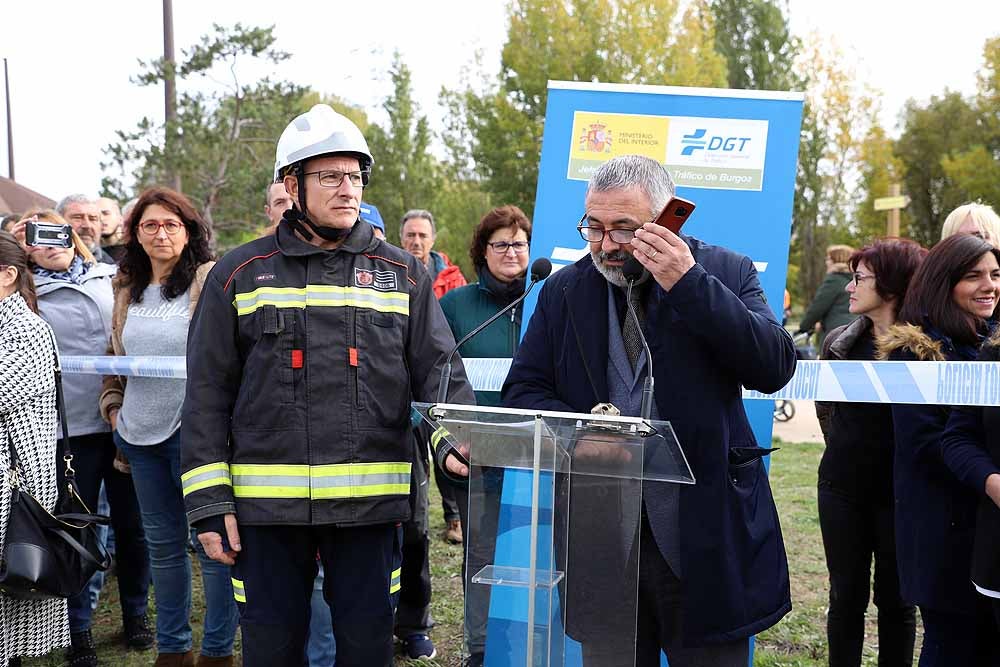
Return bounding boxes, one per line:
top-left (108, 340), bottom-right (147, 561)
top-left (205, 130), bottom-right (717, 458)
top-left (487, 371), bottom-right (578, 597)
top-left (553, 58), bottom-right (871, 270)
top-left (437, 257), bottom-right (552, 403)
top-left (622, 256), bottom-right (655, 421)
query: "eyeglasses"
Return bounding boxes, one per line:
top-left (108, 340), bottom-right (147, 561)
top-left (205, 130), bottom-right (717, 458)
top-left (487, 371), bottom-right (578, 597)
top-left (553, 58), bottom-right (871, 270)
top-left (302, 169), bottom-right (367, 188)
top-left (576, 213), bottom-right (640, 244)
top-left (487, 241), bottom-right (529, 254)
top-left (138, 220), bottom-right (185, 236)
top-left (852, 272), bottom-right (875, 286)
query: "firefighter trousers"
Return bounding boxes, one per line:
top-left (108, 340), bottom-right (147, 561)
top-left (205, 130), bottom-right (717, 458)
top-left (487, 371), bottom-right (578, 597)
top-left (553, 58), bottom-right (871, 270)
top-left (232, 522), bottom-right (401, 667)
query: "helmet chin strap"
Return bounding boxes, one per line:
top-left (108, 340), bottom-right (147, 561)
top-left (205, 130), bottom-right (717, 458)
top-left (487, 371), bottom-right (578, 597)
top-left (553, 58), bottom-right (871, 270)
top-left (284, 167), bottom-right (353, 242)
top-left (281, 207), bottom-right (353, 243)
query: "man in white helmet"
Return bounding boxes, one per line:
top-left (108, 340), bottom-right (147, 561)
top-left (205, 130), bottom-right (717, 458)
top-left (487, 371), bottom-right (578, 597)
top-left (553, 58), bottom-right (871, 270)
top-left (180, 105), bottom-right (475, 666)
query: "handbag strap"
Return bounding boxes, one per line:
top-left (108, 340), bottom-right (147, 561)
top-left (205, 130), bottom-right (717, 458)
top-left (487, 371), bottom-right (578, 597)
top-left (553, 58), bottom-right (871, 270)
top-left (4, 420), bottom-right (23, 485)
top-left (51, 526), bottom-right (112, 570)
top-left (49, 331), bottom-right (74, 470)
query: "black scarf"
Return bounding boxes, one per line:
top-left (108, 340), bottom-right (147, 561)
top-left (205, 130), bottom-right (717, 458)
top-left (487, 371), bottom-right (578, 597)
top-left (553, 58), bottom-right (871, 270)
top-left (477, 266), bottom-right (526, 307)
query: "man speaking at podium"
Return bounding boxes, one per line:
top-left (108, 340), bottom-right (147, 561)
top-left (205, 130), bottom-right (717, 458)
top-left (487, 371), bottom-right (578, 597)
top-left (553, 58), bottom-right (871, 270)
top-left (502, 155), bottom-right (797, 666)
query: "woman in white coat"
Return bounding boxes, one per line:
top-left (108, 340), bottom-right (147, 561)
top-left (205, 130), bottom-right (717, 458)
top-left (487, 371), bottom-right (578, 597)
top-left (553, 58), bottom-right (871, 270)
top-left (0, 230), bottom-right (68, 666)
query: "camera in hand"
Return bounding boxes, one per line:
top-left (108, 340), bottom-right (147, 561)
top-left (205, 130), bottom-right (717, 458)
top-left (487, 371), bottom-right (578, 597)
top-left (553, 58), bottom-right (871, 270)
top-left (25, 221), bottom-right (73, 248)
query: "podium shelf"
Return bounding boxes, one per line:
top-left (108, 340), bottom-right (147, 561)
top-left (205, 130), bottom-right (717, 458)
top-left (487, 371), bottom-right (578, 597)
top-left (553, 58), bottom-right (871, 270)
top-left (471, 565), bottom-right (565, 589)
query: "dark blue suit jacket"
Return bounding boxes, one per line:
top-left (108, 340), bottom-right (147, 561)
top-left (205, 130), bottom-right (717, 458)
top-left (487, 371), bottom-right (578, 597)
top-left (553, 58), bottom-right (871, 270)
top-left (502, 236), bottom-right (796, 645)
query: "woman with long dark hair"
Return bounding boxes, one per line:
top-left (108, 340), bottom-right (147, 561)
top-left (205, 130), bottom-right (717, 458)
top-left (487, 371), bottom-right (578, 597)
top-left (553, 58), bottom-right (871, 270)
top-left (879, 233), bottom-right (1000, 665)
top-left (815, 239), bottom-right (926, 666)
top-left (0, 231), bottom-right (68, 666)
top-left (98, 188), bottom-right (237, 667)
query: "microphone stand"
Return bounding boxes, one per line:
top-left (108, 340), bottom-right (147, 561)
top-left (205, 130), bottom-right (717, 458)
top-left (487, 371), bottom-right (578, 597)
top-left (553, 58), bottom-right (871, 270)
top-left (437, 273), bottom-right (544, 404)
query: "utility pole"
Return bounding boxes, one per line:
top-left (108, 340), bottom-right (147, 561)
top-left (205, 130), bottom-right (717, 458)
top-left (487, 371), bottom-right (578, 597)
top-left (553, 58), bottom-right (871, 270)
top-left (4, 58), bottom-right (13, 181)
top-left (163, 0), bottom-right (180, 191)
top-left (874, 184), bottom-right (910, 237)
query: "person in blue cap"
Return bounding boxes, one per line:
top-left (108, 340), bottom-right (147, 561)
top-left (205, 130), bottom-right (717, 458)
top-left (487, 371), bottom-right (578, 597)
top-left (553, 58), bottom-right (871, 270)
top-left (360, 203), bottom-right (386, 240)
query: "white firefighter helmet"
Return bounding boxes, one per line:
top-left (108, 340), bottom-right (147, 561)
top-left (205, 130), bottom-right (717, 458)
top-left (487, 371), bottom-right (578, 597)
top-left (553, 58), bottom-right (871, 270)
top-left (273, 104), bottom-right (374, 181)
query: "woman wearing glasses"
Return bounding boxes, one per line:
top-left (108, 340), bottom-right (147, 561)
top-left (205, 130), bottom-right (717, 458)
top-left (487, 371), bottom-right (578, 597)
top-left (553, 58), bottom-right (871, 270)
top-left (438, 205), bottom-right (531, 667)
top-left (814, 239), bottom-right (926, 666)
top-left (99, 187), bottom-right (237, 667)
top-left (880, 233), bottom-right (1000, 665)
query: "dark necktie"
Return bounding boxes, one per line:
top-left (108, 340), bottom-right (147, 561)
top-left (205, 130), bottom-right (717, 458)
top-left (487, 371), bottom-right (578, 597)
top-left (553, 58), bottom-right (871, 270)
top-left (622, 286), bottom-right (646, 371)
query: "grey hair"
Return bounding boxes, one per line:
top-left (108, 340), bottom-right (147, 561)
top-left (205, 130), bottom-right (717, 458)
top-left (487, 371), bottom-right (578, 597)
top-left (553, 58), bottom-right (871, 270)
top-left (56, 194), bottom-right (95, 215)
top-left (586, 155), bottom-right (676, 218)
top-left (401, 209), bottom-right (436, 235)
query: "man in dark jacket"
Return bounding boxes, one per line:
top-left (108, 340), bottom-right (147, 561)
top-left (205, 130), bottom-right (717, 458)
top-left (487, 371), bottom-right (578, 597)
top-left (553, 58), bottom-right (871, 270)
top-left (496, 155), bottom-right (796, 665)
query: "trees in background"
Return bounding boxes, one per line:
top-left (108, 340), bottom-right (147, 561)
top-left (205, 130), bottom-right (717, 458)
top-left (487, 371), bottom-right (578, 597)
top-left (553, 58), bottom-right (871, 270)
top-left (789, 36), bottom-right (878, 303)
top-left (100, 12), bottom-right (1000, 303)
top-left (861, 37), bottom-right (1000, 251)
top-left (102, 24), bottom-right (308, 248)
top-left (440, 0), bottom-right (727, 220)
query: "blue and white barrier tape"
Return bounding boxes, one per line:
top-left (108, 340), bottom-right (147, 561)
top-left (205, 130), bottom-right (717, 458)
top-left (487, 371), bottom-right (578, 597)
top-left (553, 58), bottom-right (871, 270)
top-left (62, 355), bottom-right (187, 379)
top-left (60, 356), bottom-right (1000, 407)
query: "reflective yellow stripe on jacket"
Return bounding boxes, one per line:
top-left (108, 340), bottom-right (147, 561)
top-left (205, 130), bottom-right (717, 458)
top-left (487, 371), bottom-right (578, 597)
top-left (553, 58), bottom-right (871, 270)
top-left (181, 462), bottom-right (232, 497)
top-left (390, 567), bottom-right (401, 594)
top-left (233, 286), bottom-right (409, 316)
top-left (232, 577), bottom-right (246, 603)
top-left (429, 426), bottom-right (451, 454)
top-left (229, 462), bottom-right (412, 500)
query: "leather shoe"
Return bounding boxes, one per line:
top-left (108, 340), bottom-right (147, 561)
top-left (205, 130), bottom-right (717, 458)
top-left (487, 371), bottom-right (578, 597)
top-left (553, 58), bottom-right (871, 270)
top-left (196, 656), bottom-right (234, 667)
top-left (153, 651), bottom-right (195, 667)
top-left (445, 518), bottom-right (463, 544)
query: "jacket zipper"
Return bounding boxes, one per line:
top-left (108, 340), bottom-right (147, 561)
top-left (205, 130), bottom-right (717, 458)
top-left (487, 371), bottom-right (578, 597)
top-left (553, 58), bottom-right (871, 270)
top-left (349, 307), bottom-right (363, 410)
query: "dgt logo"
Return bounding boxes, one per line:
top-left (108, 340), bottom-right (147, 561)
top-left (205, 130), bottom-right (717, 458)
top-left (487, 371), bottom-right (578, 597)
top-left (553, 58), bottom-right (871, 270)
top-left (680, 129), bottom-right (752, 156)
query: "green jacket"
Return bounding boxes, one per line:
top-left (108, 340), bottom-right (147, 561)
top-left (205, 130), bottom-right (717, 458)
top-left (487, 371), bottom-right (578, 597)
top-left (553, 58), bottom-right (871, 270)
top-left (439, 275), bottom-right (523, 407)
top-left (799, 270), bottom-right (856, 351)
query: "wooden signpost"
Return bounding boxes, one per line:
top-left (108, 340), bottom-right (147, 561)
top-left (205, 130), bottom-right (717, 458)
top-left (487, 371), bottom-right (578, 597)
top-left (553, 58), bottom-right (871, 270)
top-left (874, 184), bottom-right (910, 237)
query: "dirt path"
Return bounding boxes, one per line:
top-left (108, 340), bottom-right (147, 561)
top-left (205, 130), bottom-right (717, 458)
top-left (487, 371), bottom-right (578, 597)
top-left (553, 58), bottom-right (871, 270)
top-left (772, 400), bottom-right (824, 444)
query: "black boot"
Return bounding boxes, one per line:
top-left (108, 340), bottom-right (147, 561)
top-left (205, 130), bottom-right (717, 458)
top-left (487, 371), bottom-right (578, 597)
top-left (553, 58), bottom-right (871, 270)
top-left (66, 629), bottom-right (98, 667)
top-left (123, 613), bottom-right (155, 650)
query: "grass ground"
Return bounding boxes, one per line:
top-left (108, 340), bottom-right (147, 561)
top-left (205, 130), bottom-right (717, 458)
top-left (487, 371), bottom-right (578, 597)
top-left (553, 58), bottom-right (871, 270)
top-left (26, 438), bottom-right (898, 666)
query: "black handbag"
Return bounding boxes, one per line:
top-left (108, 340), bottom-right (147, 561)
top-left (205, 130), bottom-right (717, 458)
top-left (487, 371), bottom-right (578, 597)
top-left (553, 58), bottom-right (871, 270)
top-left (0, 346), bottom-right (111, 600)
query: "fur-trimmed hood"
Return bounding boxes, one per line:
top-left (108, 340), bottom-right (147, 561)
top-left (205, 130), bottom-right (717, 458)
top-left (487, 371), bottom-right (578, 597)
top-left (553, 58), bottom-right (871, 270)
top-left (876, 323), bottom-right (946, 361)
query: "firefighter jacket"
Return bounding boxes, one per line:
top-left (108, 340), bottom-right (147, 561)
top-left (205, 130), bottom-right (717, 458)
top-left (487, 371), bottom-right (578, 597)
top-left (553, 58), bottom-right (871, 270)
top-left (181, 219), bottom-right (476, 527)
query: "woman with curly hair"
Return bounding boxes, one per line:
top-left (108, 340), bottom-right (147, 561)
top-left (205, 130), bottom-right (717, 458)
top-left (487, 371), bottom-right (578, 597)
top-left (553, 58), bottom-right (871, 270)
top-left (98, 188), bottom-right (237, 667)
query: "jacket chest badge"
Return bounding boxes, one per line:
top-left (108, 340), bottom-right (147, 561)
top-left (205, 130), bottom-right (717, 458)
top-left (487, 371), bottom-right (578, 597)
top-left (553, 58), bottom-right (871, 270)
top-left (355, 268), bottom-right (397, 292)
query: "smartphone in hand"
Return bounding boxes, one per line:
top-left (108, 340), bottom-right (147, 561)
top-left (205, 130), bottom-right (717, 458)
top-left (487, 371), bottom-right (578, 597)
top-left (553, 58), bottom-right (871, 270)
top-left (652, 197), bottom-right (696, 234)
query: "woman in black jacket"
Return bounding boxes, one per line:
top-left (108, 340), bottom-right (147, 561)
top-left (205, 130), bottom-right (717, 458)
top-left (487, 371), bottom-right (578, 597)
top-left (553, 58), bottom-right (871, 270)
top-left (879, 233), bottom-right (1000, 666)
top-left (941, 319), bottom-right (1000, 632)
top-left (815, 238), bottom-right (926, 667)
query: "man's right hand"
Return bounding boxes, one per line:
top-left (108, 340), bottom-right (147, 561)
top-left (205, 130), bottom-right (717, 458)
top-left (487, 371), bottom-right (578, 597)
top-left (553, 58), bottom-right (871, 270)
top-left (198, 513), bottom-right (242, 565)
top-left (445, 444), bottom-right (471, 477)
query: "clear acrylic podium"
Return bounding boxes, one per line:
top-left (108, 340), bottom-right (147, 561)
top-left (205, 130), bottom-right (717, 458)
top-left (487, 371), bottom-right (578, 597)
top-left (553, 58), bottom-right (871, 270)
top-left (414, 403), bottom-right (694, 667)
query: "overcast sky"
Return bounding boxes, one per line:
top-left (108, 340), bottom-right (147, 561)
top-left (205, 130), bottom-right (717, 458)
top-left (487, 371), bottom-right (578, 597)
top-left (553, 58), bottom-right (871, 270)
top-left (2, 0), bottom-right (998, 202)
